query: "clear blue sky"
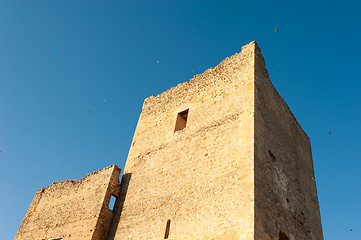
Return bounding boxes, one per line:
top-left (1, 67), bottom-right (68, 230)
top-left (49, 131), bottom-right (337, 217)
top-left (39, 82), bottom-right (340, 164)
top-left (0, 0), bottom-right (360, 239)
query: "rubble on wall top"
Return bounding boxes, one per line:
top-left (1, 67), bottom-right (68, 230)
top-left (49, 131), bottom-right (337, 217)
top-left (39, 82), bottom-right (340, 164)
top-left (143, 41), bottom-right (259, 114)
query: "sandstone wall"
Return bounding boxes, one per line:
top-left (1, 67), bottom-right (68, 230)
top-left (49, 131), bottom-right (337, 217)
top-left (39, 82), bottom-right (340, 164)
top-left (15, 41), bottom-right (324, 240)
top-left (15, 165), bottom-right (121, 240)
top-left (113, 42), bottom-right (258, 240)
top-left (253, 45), bottom-right (323, 239)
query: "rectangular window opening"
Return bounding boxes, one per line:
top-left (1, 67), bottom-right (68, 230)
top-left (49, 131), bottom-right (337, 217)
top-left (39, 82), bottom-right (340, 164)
top-left (109, 195), bottom-right (117, 211)
top-left (174, 109), bottom-right (189, 132)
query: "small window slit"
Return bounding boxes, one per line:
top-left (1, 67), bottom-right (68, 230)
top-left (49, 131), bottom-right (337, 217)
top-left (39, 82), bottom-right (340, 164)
top-left (164, 219), bottom-right (171, 239)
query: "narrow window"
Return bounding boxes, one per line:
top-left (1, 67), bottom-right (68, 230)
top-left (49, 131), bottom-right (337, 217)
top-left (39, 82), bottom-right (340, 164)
top-left (164, 219), bottom-right (171, 239)
top-left (109, 195), bottom-right (117, 211)
top-left (174, 109), bottom-right (189, 132)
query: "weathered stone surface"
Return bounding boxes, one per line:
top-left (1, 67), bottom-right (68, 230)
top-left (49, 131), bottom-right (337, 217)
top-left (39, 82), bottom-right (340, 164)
top-left (112, 41), bottom-right (323, 240)
top-left (15, 165), bottom-right (121, 240)
top-left (114, 42), bottom-right (252, 239)
top-left (253, 44), bottom-right (323, 240)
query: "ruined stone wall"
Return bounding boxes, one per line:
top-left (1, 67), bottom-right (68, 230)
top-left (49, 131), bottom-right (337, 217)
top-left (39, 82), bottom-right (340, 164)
top-left (15, 165), bottom-right (121, 240)
top-left (253, 45), bottom-right (323, 239)
top-left (113, 42), bottom-right (258, 240)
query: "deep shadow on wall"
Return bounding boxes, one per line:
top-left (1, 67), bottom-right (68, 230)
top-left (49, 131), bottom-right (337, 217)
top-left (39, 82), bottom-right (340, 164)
top-left (107, 173), bottom-right (132, 240)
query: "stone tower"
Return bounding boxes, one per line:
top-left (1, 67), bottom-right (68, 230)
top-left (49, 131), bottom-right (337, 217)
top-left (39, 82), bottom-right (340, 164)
top-left (14, 41), bottom-right (323, 240)
top-left (110, 41), bottom-right (323, 240)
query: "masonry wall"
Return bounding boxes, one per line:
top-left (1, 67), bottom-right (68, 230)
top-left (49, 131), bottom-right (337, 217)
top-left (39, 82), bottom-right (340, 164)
top-left (15, 165), bottom-right (121, 240)
top-left (15, 41), bottom-right (324, 240)
top-left (253, 45), bottom-right (323, 239)
top-left (113, 42), bottom-right (258, 240)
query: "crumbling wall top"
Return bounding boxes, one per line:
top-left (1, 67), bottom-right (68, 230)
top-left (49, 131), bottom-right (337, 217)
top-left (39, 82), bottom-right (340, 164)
top-left (142, 41), bottom-right (259, 114)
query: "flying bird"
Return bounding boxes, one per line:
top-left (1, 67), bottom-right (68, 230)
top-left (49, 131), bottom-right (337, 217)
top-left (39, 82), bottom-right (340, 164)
top-left (156, 60), bottom-right (159, 64)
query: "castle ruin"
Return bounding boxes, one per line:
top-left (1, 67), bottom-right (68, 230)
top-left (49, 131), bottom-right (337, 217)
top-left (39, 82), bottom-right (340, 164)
top-left (15, 41), bottom-right (323, 240)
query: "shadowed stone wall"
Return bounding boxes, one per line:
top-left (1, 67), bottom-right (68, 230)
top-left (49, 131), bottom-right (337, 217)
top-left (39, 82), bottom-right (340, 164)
top-left (253, 44), bottom-right (323, 240)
